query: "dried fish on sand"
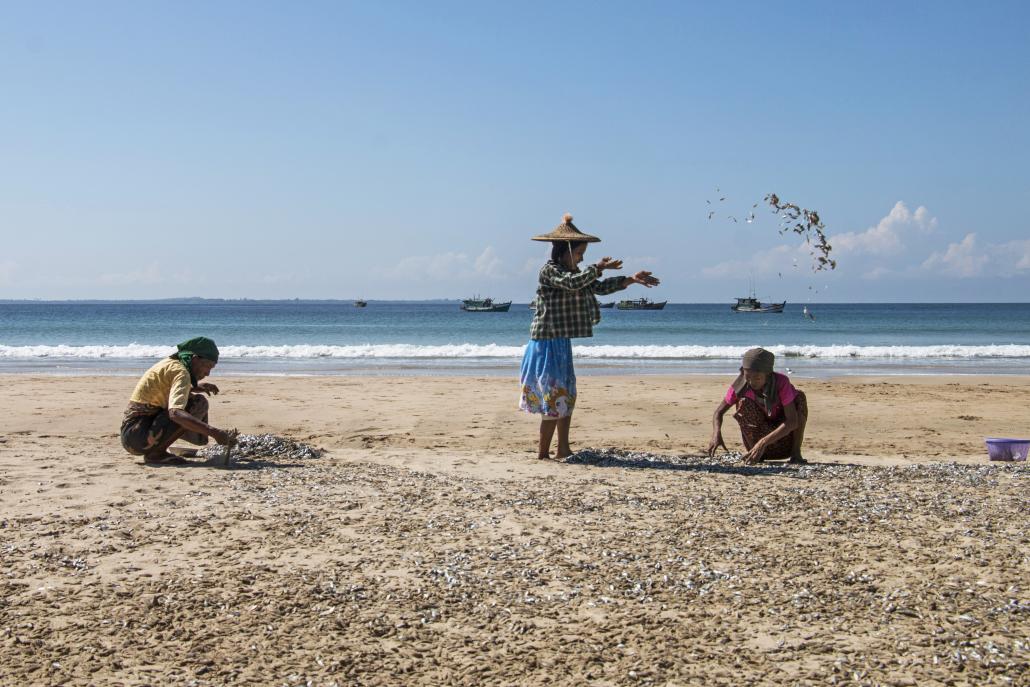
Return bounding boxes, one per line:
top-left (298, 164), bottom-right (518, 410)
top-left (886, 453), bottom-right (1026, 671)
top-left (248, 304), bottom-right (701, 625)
top-left (198, 432), bottom-right (322, 462)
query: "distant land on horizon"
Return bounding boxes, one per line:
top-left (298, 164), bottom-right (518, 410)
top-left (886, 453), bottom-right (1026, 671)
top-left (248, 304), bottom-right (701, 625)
top-left (1, 298), bottom-right (1028, 305)
top-left (0, 297), bottom-right (461, 305)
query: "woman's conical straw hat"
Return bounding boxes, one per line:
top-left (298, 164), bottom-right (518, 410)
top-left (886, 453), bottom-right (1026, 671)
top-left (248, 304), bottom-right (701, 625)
top-left (531, 213), bottom-right (601, 242)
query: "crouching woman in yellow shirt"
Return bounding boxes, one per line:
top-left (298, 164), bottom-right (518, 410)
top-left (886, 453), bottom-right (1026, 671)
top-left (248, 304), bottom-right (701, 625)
top-left (121, 336), bottom-right (234, 465)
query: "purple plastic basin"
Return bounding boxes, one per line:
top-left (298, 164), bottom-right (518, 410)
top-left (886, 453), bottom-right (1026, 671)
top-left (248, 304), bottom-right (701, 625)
top-left (985, 438), bottom-right (1030, 462)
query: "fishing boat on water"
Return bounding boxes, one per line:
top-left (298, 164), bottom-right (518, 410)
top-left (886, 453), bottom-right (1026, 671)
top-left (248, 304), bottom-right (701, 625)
top-left (731, 295), bottom-right (785, 313)
top-left (461, 296), bottom-right (512, 312)
top-left (354, 299), bottom-right (367, 308)
top-left (730, 278), bottom-right (785, 313)
top-left (616, 298), bottom-right (667, 310)
top-left (731, 296), bottom-right (785, 313)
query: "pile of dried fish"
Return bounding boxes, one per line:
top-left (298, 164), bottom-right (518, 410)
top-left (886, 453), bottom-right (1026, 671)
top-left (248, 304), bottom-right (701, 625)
top-left (564, 447), bottom-right (744, 468)
top-left (198, 433), bottom-right (322, 462)
top-left (565, 447), bottom-right (1029, 481)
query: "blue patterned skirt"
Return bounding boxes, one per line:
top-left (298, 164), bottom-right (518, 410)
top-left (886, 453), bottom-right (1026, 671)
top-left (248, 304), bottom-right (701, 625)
top-left (519, 338), bottom-right (576, 418)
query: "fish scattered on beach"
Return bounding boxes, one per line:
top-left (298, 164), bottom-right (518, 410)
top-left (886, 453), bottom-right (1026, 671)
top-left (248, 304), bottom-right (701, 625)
top-left (198, 433), bottom-right (323, 462)
top-left (3, 443), bottom-right (1026, 684)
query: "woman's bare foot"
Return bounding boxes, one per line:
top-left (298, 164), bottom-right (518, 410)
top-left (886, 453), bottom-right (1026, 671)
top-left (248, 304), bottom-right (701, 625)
top-left (787, 453), bottom-right (808, 464)
top-left (537, 452), bottom-right (551, 460)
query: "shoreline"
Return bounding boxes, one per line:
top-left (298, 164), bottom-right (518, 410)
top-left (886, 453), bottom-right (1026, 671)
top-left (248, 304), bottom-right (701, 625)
top-left (6, 372), bottom-right (1030, 381)
top-left (4, 361), bottom-right (1030, 377)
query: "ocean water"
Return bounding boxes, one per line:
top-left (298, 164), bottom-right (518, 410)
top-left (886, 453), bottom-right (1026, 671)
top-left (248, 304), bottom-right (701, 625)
top-left (1, 301), bottom-right (1029, 377)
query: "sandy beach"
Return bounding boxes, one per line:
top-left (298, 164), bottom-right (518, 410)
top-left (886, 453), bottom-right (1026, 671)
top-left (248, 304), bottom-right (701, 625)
top-left (1, 373), bottom-right (1027, 685)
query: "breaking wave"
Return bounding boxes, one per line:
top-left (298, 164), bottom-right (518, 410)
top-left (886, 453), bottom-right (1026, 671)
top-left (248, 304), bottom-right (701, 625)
top-left (2, 343), bottom-right (1030, 360)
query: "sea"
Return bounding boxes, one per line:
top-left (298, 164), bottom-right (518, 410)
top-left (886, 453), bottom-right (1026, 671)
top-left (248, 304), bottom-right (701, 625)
top-left (1, 301), bottom-right (1029, 378)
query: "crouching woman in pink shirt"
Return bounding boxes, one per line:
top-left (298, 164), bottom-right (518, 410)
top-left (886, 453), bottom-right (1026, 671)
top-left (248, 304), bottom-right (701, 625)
top-left (707, 347), bottom-right (808, 465)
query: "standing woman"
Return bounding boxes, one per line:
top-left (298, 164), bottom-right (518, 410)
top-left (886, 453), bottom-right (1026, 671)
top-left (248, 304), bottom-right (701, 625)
top-left (520, 213), bottom-right (660, 459)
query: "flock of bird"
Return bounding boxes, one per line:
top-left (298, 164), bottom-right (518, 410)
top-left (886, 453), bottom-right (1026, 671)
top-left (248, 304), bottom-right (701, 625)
top-left (705, 188), bottom-right (757, 224)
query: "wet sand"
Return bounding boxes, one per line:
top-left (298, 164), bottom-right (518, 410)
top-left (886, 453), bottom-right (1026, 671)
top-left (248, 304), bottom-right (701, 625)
top-left (1, 374), bottom-right (1027, 685)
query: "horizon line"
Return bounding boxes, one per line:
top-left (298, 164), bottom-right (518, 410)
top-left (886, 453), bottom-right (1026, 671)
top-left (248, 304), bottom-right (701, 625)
top-left (3, 299), bottom-right (1030, 306)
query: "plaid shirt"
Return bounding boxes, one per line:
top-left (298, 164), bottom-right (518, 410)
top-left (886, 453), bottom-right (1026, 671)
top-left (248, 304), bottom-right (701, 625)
top-left (529, 261), bottom-right (627, 340)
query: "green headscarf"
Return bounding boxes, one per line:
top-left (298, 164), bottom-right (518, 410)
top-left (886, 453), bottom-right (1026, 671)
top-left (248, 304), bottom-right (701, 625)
top-left (174, 336), bottom-right (220, 386)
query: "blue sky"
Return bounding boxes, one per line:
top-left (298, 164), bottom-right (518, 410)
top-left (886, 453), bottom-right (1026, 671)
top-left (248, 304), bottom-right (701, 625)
top-left (1, 1), bottom-right (1028, 302)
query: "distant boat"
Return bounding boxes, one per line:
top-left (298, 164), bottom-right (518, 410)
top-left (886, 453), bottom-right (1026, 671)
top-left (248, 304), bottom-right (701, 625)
top-left (354, 299), bottom-right (367, 308)
top-left (731, 279), bottom-right (784, 313)
top-left (461, 297), bottom-right (511, 312)
top-left (617, 298), bottom-right (667, 310)
top-left (731, 296), bottom-right (785, 313)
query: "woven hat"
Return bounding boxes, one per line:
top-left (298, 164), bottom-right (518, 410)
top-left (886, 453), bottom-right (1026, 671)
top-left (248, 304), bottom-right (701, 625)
top-left (531, 213), bottom-right (601, 243)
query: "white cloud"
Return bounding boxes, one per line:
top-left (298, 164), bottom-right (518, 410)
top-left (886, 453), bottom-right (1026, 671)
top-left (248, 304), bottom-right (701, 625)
top-left (702, 200), bottom-right (940, 281)
top-left (921, 233), bottom-right (988, 277)
top-left (862, 266), bottom-right (891, 280)
top-left (474, 246), bottom-right (504, 277)
top-left (390, 251), bottom-right (470, 280)
top-left (391, 246), bottom-right (507, 281)
top-left (620, 255), bottom-right (661, 269)
top-left (99, 262), bottom-right (165, 285)
top-left (830, 201), bottom-right (936, 256)
top-left (0, 260), bottom-right (17, 284)
top-left (701, 245), bottom-right (800, 278)
top-left (98, 262), bottom-right (197, 286)
top-left (913, 206), bottom-right (938, 231)
top-left (260, 273), bottom-right (299, 284)
top-left (521, 257), bottom-right (542, 275)
top-left (1016, 245), bottom-right (1030, 270)
top-left (972, 238), bottom-right (1030, 276)
top-left (991, 239), bottom-right (1030, 273)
